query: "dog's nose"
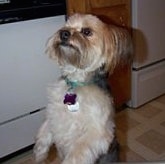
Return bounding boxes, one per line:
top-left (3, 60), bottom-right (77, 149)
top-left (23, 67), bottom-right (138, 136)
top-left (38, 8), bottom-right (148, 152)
top-left (60, 30), bottom-right (71, 42)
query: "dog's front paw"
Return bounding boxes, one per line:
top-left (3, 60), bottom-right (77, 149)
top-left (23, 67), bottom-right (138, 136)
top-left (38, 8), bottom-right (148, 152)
top-left (34, 121), bottom-right (53, 163)
top-left (62, 159), bottom-right (74, 164)
top-left (33, 140), bottom-right (49, 163)
top-left (33, 133), bottom-right (52, 162)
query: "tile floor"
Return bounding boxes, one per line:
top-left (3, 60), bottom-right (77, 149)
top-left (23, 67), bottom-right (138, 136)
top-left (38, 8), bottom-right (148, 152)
top-left (116, 94), bottom-right (165, 162)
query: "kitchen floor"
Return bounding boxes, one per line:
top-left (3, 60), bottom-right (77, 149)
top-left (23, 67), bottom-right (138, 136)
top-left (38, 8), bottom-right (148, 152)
top-left (2, 94), bottom-right (165, 163)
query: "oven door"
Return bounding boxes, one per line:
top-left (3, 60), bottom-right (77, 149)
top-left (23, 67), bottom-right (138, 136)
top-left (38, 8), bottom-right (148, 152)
top-left (0, 15), bottom-right (65, 158)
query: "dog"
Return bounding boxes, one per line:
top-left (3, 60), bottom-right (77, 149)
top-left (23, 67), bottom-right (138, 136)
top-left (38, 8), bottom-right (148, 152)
top-left (34, 13), bottom-right (132, 164)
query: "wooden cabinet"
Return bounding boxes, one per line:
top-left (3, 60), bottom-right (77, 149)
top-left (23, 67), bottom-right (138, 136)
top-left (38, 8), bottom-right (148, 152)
top-left (67, 0), bottom-right (131, 27)
top-left (67, 0), bottom-right (132, 108)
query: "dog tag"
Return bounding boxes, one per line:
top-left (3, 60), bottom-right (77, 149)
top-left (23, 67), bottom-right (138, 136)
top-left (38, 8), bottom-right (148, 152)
top-left (67, 102), bottom-right (79, 112)
top-left (64, 93), bottom-right (77, 105)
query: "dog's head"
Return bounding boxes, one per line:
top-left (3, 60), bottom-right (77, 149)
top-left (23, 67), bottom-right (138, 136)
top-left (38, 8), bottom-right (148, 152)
top-left (47, 13), bottom-right (132, 74)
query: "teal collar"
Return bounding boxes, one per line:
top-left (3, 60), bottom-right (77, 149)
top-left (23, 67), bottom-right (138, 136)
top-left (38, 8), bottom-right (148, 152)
top-left (64, 77), bottom-right (94, 91)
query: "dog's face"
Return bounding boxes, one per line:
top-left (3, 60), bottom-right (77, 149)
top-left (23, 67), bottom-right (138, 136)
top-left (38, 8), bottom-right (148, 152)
top-left (47, 14), bottom-right (132, 74)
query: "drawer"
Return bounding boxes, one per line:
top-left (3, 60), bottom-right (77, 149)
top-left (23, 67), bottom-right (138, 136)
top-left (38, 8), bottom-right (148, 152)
top-left (0, 110), bottom-right (45, 158)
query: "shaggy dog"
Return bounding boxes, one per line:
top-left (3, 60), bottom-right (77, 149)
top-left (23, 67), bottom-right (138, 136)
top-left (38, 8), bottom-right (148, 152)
top-left (34, 13), bottom-right (132, 164)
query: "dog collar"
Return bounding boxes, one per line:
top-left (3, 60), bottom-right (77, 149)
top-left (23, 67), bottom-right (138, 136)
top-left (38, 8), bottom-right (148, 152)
top-left (65, 77), bottom-right (94, 91)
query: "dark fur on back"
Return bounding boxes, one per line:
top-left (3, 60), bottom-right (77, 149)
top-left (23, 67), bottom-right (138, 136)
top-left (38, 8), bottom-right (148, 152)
top-left (95, 137), bottom-right (120, 163)
top-left (92, 65), bottom-right (111, 93)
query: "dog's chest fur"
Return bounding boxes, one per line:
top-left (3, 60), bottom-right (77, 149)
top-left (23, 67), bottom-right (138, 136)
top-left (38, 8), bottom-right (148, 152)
top-left (46, 78), bottom-right (114, 152)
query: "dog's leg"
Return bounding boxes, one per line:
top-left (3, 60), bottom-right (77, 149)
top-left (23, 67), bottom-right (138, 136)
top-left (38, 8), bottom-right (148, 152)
top-left (34, 120), bottom-right (53, 163)
top-left (62, 131), bottom-right (113, 164)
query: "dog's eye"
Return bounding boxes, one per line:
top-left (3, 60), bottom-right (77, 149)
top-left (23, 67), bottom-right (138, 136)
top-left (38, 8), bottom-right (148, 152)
top-left (81, 28), bottom-right (92, 37)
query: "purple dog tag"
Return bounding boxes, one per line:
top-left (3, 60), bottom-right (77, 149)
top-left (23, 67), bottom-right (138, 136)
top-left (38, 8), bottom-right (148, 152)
top-left (63, 93), bottom-right (77, 105)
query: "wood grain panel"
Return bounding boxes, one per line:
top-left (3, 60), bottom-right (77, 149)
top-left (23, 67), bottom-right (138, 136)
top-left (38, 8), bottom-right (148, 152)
top-left (89, 0), bottom-right (130, 8)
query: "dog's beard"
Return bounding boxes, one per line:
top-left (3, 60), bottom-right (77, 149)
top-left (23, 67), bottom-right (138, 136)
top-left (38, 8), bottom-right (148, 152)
top-left (58, 44), bottom-right (81, 67)
top-left (54, 35), bottom-right (96, 70)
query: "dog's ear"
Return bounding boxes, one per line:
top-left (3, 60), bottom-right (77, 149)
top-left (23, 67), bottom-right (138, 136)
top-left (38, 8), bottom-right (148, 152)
top-left (46, 35), bottom-right (57, 60)
top-left (103, 24), bottom-right (133, 74)
top-left (46, 33), bottom-right (65, 66)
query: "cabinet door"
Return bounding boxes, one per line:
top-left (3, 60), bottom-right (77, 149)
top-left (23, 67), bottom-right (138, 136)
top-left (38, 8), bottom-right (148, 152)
top-left (67, 0), bottom-right (132, 108)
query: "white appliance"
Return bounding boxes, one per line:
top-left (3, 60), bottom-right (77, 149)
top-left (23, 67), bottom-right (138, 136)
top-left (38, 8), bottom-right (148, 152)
top-left (0, 16), bottom-right (65, 158)
top-left (128, 0), bottom-right (165, 108)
